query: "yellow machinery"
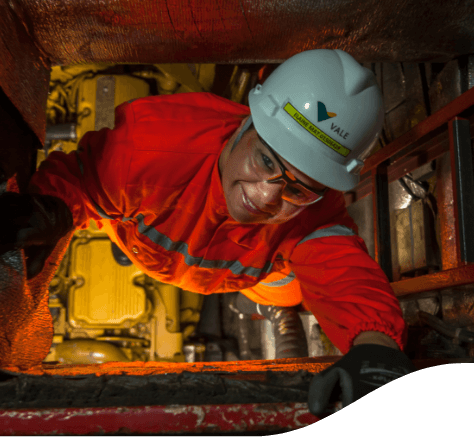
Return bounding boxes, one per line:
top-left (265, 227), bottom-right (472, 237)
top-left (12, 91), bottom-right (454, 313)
top-left (42, 62), bottom-right (253, 365)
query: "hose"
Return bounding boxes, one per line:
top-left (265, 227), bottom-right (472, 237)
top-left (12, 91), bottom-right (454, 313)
top-left (263, 306), bottom-right (309, 359)
top-left (229, 297), bottom-right (255, 360)
top-left (235, 293), bottom-right (308, 359)
top-left (235, 312), bottom-right (254, 361)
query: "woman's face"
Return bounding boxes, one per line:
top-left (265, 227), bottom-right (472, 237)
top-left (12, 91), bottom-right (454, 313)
top-left (219, 117), bottom-right (327, 224)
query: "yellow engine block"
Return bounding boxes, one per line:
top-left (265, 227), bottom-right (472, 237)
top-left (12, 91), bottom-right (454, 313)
top-left (43, 63), bottom-right (221, 365)
top-left (68, 237), bottom-right (149, 330)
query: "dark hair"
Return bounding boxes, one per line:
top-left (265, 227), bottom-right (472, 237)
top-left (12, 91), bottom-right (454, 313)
top-left (231, 119), bottom-right (255, 152)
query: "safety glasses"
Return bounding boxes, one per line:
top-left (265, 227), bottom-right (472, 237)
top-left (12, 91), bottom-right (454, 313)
top-left (257, 134), bottom-right (328, 206)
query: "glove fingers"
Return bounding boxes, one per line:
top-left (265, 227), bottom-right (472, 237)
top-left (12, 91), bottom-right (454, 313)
top-left (309, 367), bottom-right (355, 417)
top-left (25, 245), bottom-right (55, 279)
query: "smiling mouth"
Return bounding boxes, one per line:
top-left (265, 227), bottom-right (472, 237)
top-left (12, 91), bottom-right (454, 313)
top-left (241, 188), bottom-right (266, 215)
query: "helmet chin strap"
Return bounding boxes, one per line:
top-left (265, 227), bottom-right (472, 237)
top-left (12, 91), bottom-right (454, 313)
top-left (230, 116), bottom-right (253, 153)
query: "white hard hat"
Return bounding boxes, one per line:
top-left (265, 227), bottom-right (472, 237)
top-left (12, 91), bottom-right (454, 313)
top-left (248, 49), bottom-right (384, 191)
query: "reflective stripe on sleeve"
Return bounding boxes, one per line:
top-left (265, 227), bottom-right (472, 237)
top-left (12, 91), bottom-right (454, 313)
top-left (135, 214), bottom-right (273, 277)
top-left (257, 225), bottom-right (356, 288)
top-left (88, 205), bottom-right (274, 278)
top-left (260, 271), bottom-right (296, 287)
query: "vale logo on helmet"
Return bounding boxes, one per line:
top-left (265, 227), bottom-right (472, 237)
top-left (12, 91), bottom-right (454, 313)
top-left (317, 101), bottom-right (349, 140)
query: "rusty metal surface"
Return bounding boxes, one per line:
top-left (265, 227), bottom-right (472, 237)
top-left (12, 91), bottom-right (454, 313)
top-left (429, 60), bottom-right (463, 115)
top-left (1, 0), bottom-right (474, 147)
top-left (391, 264), bottom-right (474, 297)
top-left (441, 286), bottom-right (474, 328)
top-left (0, 0), bottom-right (50, 144)
top-left (11, 0), bottom-right (474, 65)
top-left (437, 152), bottom-right (460, 270)
top-left (0, 177), bottom-right (73, 373)
top-left (40, 356), bottom-right (336, 377)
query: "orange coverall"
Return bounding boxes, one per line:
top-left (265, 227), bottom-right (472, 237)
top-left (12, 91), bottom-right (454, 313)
top-left (29, 92), bottom-right (406, 354)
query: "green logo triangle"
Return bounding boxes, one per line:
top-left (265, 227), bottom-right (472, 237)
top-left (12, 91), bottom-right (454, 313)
top-left (318, 101), bottom-right (337, 122)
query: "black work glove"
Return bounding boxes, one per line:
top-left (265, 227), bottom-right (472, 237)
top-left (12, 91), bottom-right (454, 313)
top-left (0, 192), bottom-right (73, 279)
top-left (308, 344), bottom-right (416, 417)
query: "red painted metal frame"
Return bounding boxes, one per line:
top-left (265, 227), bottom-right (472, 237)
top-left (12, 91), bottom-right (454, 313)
top-left (0, 403), bottom-right (318, 435)
top-left (0, 357), bottom-right (455, 435)
top-left (362, 86), bottom-right (474, 176)
top-left (0, 357), bottom-right (457, 435)
top-left (346, 86), bottom-right (474, 297)
top-left (0, 358), bottom-right (336, 435)
top-left (353, 86), bottom-right (474, 202)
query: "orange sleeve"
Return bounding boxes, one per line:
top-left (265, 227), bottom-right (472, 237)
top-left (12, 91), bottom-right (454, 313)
top-left (291, 234), bottom-right (406, 354)
top-left (28, 102), bottom-right (136, 229)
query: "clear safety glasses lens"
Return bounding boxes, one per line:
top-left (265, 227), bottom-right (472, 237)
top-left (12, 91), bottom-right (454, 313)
top-left (256, 130), bottom-right (327, 206)
top-left (266, 175), bottom-right (325, 206)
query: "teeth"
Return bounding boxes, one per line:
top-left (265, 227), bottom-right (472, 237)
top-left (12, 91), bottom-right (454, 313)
top-left (243, 192), bottom-right (259, 212)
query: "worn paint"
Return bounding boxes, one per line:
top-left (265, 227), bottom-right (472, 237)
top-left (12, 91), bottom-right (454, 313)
top-left (0, 403), bottom-right (318, 435)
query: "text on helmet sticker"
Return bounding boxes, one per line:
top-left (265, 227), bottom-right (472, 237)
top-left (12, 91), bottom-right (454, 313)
top-left (283, 102), bottom-right (350, 157)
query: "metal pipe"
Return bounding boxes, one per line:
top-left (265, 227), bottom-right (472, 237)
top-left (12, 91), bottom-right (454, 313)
top-left (449, 118), bottom-right (474, 263)
top-left (45, 123), bottom-right (77, 141)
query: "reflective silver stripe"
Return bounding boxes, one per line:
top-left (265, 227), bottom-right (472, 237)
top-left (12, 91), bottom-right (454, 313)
top-left (88, 201), bottom-right (273, 277)
top-left (94, 202), bottom-right (115, 220)
top-left (136, 214), bottom-right (272, 277)
top-left (91, 199), bottom-right (135, 222)
top-left (297, 224), bottom-right (356, 246)
top-left (261, 271), bottom-right (296, 287)
top-left (134, 214), bottom-right (273, 278)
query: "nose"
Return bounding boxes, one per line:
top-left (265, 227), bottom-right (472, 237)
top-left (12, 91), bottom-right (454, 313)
top-left (255, 180), bottom-right (285, 208)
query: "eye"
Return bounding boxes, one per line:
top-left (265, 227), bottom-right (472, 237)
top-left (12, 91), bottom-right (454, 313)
top-left (261, 153), bottom-right (274, 170)
top-left (286, 184), bottom-right (305, 198)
